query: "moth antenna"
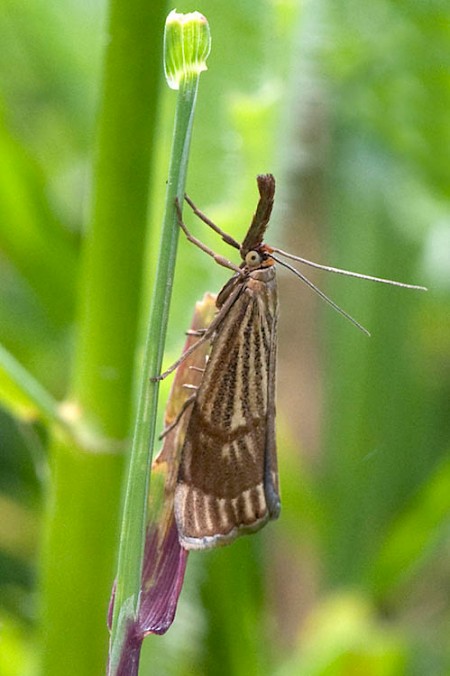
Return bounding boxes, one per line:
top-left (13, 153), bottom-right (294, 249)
top-left (270, 254), bottom-right (371, 336)
top-left (271, 247), bottom-right (427, 291)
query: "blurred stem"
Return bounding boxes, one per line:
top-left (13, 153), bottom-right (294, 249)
top-left (40, 436), bottom-right (124, 676)
top-left (71, 0), bottom-right (165, 435)
top-left (0, 343), bottom-right (62, 425)
top-left (109, 73), bottom-right (200, 674)
top-left (40, 0), bottom-right (166, 674)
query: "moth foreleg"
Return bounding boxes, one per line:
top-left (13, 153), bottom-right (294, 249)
top-left (175, 198), bottom-right (242, 275)
top-left (151, 330), bottom-right (213, 381)
top-left (159, 394), bottom-right (196, 440)
top-left (184, 194), bottom-right (241, 251)
top-left (151, 280), bottom-right (244, 382)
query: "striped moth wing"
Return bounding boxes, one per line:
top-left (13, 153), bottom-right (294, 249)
top-left (174, 265), bottom-right (280, 550)
top-left (171, 171), bottom-right (426, 550)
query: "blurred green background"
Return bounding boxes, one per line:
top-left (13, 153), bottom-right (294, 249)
top-left (0, 0), bottom-right (449, 674)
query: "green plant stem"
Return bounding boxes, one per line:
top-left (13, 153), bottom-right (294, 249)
top-left (72, 0), bottom-right (165, 437)
top-left (40, 0), bottom-right (166, 674)
top-left (0, 343), bottom-right (62, 424)
top-left (40, 437), bottom-right (124, 676)
top-left (109, 75), bottom-right (200, 673)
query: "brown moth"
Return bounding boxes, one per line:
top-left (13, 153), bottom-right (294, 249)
top-left (156, 174), bottom-right (426, 550)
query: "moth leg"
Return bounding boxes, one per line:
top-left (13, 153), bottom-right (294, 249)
top-left (151, 281), bottom-right (244, 381)
top-left (184, 194), bottom-right (241, 250)
top-left (151, 331), bottom-right (212, 382)
top-left (175, 198), bottom-right (242, 274)
top-left (159, 394), bottom-right (196, 440)
top-left (186, 328), bottom-right (207, 337)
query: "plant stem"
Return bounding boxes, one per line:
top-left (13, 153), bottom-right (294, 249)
top-left (108, 74), bottom-right (200, 673)
top-left (0, 343), bottom-right (62, 425)
top-left (71, 0), bottom-right (165, 438)
top-left (40, 0), bottom-right (166, 674)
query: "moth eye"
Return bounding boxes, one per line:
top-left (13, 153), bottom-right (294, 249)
top-left (245, 251), bottom-right (262, 267)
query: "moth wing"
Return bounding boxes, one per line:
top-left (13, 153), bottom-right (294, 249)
top-left (263, 299), bottom-right (280, 519)
top-left (175, 272), bottom-right (279, 550)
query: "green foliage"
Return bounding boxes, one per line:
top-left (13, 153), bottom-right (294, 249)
top-left (0, 0), bottom-right (448, 675)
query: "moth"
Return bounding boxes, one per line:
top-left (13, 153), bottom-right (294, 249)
top-left (156, 174), bottom-right (426, 550)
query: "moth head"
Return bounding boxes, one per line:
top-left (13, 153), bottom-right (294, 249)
top-left (245, 250), bottom-right (263, 268)
top-left (243, 244), bottom-right (275, 270)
